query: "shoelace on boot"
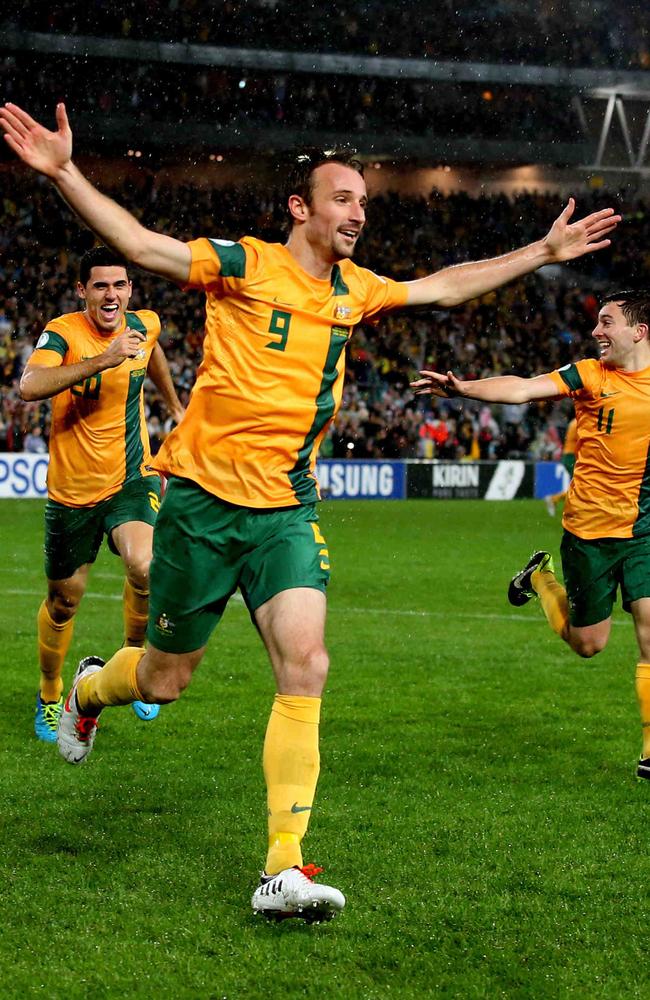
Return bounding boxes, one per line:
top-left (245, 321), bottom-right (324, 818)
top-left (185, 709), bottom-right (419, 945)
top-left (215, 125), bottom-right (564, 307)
top-left (300, 864), bottom-right (324, 880)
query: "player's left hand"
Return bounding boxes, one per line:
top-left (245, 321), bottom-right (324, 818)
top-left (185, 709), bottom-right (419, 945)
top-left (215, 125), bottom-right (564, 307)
top-left (543, 198), bottom-right (621, 261)
top-left (410, 370), bottom-right (463, 397)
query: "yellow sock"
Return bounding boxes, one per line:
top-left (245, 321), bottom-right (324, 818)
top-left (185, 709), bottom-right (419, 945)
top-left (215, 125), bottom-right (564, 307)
top-left (264, 694), bottom-right (321, 875)
top-left (531, 564), bottom-right (569, 638)
top-left (76, 647), bottom-right (145, 714)
top-left (37, 600), bottom-right (74, 702)
top-left (636, 663), bottom-right (650, 759)
top-left (123, 580), bottom-right (149, 647)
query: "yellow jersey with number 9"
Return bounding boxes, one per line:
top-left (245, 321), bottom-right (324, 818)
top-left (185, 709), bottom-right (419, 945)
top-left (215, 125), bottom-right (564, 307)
top-left (29, 309), bottom-right (161, 507)
top-left (153, 236), bottom-right (408, 507)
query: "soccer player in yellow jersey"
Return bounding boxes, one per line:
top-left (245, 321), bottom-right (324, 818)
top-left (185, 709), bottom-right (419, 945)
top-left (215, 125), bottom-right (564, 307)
top-left (21, 246), bottom-right (184, 741)
top-left (412, 291), bottom-right (650, 780)
top-left (0, 101), bottom-right (620, 922)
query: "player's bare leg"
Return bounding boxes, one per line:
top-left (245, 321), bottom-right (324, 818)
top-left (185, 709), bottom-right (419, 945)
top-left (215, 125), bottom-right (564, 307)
top-left (509, 551), bottom-right (611, 655)
top-left (251, 587), bottom-right (345, 922)
top-left (564, 619), bottom-right (611, 658)
top-left (57, 643), bottom-right (205, 764)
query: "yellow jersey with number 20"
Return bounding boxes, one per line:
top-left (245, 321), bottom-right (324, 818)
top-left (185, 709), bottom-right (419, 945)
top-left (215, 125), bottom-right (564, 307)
top-left (29, 309), bottom-right (160, 507)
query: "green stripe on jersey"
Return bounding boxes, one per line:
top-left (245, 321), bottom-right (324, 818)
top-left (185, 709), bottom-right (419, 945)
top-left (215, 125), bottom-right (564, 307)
top-left (125, 311), bottom-right (147, 335)
top-left (207, 240), bottom-right (246, 278)
top-left (36, 330), bottom-right (68, 357)
top-left (288, 332), bottom-right (348, 504)
top-left (331, 264), bottom-right (350, 296)
top-left (557, 364), bottom-right (584, 392)
top-left (124, 371), bottom-right (146, 483)
top-left (123, 313), bottom-right (148, 482)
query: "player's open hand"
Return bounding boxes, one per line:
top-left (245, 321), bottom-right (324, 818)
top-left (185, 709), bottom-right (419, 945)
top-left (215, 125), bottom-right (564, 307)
top-left (410, 370), bottom-right (465, 398)
top-left (543, 198), bottom-right (621, 261)
top-left (101, 329), bottom-right (146, 369)
top-left (0, 102), bottom-right (73, 178)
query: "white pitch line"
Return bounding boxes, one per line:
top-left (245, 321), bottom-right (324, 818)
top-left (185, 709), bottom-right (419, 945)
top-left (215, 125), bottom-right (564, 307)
top-left (2, 566), bottom-right (122, 581)
top-left (2, 587), bottom-right (632, 627)
top-left (6, 588), bottom-right (123, 602)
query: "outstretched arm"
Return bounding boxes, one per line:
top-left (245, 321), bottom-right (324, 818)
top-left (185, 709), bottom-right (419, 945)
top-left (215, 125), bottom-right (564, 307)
top-left (403, 199), bottom-right (621, 308)
top-left (0, 103), bottom-right (191, 284)
top-left (411, 369), bottom-right (560, 404)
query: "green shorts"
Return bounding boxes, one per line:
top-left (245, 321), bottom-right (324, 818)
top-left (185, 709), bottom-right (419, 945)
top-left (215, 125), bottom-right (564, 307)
top-left (147, 477), bottom-right (330, 654)
top-left (560, 529), bottom-right (650, 627)
top-left (562, 454), bottom-right (575, 477)
top-left (44, 476), bottom-right (162, 581)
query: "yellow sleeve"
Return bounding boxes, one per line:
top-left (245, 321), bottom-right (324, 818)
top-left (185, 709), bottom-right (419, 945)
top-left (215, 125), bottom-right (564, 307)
top-left (358, 266), bottom-right (409, 322)
top-left (28, 327), bottom-right (69, 367)
top-left (548, 360), bottom-right (599, 398)
top-left (547, 370), bottom-right (572, 396)
top-left (183, 237), bottom-right (259, 292)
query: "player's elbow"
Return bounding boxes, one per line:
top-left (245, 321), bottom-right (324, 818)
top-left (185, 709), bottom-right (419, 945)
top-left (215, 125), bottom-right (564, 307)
top-left (19, 374), bottom-right (41, 402)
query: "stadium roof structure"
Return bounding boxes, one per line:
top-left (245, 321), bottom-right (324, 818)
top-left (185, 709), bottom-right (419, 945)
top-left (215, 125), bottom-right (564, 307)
top-left (3, 29), bottom-right (650, 174)
top-left (583, 86), bottom-right (650, 174)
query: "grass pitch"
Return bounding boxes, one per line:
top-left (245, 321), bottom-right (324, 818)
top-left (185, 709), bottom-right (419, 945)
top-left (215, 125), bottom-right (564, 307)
top-left (1, 498), bottom-right (647, 999)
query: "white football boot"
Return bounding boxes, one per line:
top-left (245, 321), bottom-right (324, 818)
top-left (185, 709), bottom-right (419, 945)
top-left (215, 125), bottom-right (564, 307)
top-left (57, 656), bottom-right (105, 764)
top-left (252, 864), bottom-right (345, 923)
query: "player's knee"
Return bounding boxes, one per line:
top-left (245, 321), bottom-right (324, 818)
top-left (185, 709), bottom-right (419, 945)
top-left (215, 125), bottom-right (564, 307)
top-left (307, 645), bottom-right (329, 685)
top-left (138, 662), bottom-right (192, 703)
top-left (126, 558), bottom-right (150, 592)
top-left (47, 590), bottom-right (80, 623)
top-left (571, 636), bottom-right (606, 658)
top-left (282, 645), bottom-right (330, 694)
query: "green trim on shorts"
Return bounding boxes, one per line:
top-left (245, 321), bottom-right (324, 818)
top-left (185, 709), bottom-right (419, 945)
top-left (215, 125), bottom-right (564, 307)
top-left (44, 476), bottom-right (161, 579)
top-left (560, 529), bottom-right (650, 627)
top-left (147, 477), bottom-right (330, 654)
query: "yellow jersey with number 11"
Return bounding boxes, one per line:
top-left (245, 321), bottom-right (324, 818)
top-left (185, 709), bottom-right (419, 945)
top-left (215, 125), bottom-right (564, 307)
top-left (549, 359), bottom-right (650, 539)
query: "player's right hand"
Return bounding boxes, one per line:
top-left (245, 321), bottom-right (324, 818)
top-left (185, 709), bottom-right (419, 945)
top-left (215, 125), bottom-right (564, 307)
top-left (0, 103), bottom-right (73, 177)
top-left (101, 329), bottom-right (146, 369)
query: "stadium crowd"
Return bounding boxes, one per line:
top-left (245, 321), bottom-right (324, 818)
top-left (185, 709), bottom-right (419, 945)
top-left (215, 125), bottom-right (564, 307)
top-left (0, 54), bottom-right (572, 146)
top-left (3, 0), bottom-right (650, 70)
top-left (1, 174), bottom-right (646, 461)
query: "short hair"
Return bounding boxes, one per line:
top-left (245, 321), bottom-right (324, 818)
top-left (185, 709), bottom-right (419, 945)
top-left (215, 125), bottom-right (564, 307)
top-left (79, 246), bottom-right (130, 286)
top-left (602, 289), bottom-right (650, 327)
top-left (284, 147), bottom-right (364, 225)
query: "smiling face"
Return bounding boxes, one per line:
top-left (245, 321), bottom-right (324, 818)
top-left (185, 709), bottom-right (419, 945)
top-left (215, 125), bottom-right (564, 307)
top-left (77, 265), bottom-right (132, 335)
top-left (289, 161), bottom-right (368, 264)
